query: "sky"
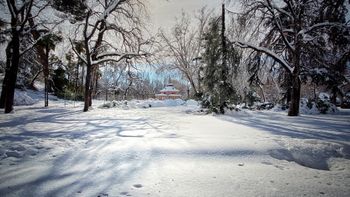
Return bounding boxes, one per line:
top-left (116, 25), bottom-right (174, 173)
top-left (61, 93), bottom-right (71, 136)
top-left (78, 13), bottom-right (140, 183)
top-left (147, 0), bottom-right (225, 31)
top-left (146, 0), bottom-right (350, 30)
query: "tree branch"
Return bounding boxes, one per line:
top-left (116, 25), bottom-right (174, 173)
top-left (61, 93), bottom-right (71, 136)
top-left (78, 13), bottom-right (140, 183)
top-left (233, 40), bottom-right (294, 73)
top-left (69, 38), bottom-right (88, 65)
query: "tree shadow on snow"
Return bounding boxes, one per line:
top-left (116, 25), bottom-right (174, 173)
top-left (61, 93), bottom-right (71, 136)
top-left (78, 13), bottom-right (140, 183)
top-left (217, 111), bottom-right (350, 170)
top-left (0, 109), bottom-right (158, 196)
top-left (0, 106), bottom-right (191, 196)
top-left (219, 111), bottom-right (350, 143)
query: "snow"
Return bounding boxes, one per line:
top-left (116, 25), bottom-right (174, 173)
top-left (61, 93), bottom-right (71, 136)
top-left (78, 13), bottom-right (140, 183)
top-left (298, 22), bottom-right (344, 37)
top-left (319, 92), bottom-right (330, 101)
top-left (311, 68), bottom-right (328, 75)
top-left (185, 99), bottom-right (199, 106)
top-left (13, 90), bottom-right (37, 106)
top-left (0, 91), bottom-right (350, 196)
top-left (98, 99), bottom-right (197, 109)
top-left (11, 87), bottom-right (58, 106)
top-left (270, 97), bottom-right (338, 115)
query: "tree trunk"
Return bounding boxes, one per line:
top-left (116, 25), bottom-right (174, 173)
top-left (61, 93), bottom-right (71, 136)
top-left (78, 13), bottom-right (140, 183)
top-left (313, 83), bottom-right (317, 101)
top-left (288, 28), bottom-right (301, 116)
top-left (219, 3), bottom-right (227, 114)
top-left (29, 15), bottom-right (50, 107)
top-left (258, 84), bottom-right (266, 103)
top-left (89, 67), bottom-right (96, 107)
top-left (288, 73), bottom-right (301, 116)
top-left (29, 69), bottom-right (43, 90)
top-left (75, 62), bottom-right (79, 102)
top-left (94, 68), bottom-right (99, 99)
top-left (197, 68), bottom-right (201, 94)
top-left (5, 31), bottom-right (20, 113)
top-left (44, 78), bottom-right (48, 107)
top-left (331, 87), bottom-right (337, 105)
top-left (44, 44), bottom-right (50, 107)
top-left (123, 80), bottom-right (132, 100)
top-left (0, 71), bottom-right (9, 108)
top-left (81, 63), bottom-right (85, 92)
top-left (288, 41), bottom-right (301, 116)
top-left (84, 64), bottom-right (92, 112)
top-left (0, 41), bottom-right (12, 108)
top-left (187, 76), bottom-right (197, 96)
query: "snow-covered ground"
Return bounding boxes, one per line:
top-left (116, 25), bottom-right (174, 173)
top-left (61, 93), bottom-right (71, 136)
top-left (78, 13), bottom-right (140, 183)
top-left (0, 91), bottom-right (350, 196)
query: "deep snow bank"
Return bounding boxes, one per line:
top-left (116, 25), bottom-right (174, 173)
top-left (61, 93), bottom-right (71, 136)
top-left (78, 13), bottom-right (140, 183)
top-left (270, 139), bottom-right (350, 170)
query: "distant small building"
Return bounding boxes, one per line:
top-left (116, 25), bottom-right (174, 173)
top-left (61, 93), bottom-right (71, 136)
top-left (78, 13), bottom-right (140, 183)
top-left (155, 83), bottom-right (182, 100)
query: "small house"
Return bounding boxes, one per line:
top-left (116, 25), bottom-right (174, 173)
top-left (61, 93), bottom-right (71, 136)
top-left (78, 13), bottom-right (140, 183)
top-left (155, 83), bottom-right (182, 100)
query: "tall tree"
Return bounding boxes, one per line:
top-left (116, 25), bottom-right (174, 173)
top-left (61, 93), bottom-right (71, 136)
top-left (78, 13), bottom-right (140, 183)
top-left (70, 0), bottom-right (149, 112)
top-left (0, 0), bottom-right (50, 113)
top-left (159, 8), bottom-right (212, 98)
top-left (202, 8), bottom-right (241, 114)
top-left (234, 0), bottom-right (349, 116)
top-left (35, 33), bottom-right (62, 107)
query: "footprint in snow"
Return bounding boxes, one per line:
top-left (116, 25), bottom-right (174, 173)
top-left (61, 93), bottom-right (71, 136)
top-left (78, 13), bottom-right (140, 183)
top-left (120, 192), bottom-right (132, 196)
top-left (5, 151), bottom-right (22, 158)
top-left (261, 161), bottom-right (273, 165)
top-left (133, 184), bottom-right (143, 188)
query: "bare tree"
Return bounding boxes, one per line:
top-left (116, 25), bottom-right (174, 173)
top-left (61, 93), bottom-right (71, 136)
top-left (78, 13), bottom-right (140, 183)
top-left (70, 0), bottom-right (150, 112)
top-left (158, 8), bottom-right (212, 98)
top-left (232, 0), bottom-right (349, 116)
top-left (0, 0), bottom-right (52, 113)
top-left (99, 62), bottom-right (126, 101)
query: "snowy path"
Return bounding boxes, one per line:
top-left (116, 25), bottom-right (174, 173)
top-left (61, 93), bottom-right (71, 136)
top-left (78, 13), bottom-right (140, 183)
top-left (0, 103), bottom-right (350, 197)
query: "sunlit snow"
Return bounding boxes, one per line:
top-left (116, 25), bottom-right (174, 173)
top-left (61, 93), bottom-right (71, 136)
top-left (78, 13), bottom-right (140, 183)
top-left (0, 91), bottom-right (349, 196)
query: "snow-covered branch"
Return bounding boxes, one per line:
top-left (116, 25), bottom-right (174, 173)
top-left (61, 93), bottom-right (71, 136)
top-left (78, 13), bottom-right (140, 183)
top-left (264, 0), bottom-right (295, 52)
top-left (69, 38), bottom-right (88, 65)
top-left (298, 22), bottom-right (345, 36)
top-left (268, 1), bottom-right (293, 19)
top-left (98, 0), bottom-right (125, 21)
top-left (92, 52), bottom-right (148, 66)
top-left (233, 40), bottom-right (294, 73)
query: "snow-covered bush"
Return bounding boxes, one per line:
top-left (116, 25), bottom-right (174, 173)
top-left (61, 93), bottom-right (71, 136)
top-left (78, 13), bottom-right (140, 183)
top-left (256, 102), bottom-right (274, 110)
top-left (299, 95), bottom-right (337, 114)
top-left (99, 100), bottom-right (123, 108)
top-left (245, 91), bottom-right (260, 107)
top-left (186, 99), bottom-right (199, 106)
top-left (98, 99), bottom-right (189, 109)
top-left (317, 93), bottom-right (337, 114)
top-left (341, 92), bottom-right (350, 109)
top-left (300, 98), bottom-right (319, 115)
top-left (14, 90), bottom-right (37, 106)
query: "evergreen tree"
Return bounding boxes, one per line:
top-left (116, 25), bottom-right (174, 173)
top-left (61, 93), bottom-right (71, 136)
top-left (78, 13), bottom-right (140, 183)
top-left (52, 0), bottom-right (87, 22)
top-left (52, 67), bottom-right (68, 97)
top-left (201, 15), bottom-right (240, 114)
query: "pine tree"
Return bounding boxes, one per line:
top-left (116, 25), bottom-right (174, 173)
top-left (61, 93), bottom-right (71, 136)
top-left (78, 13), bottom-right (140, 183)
top-left (201, 8), bottom-right (240, 114)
